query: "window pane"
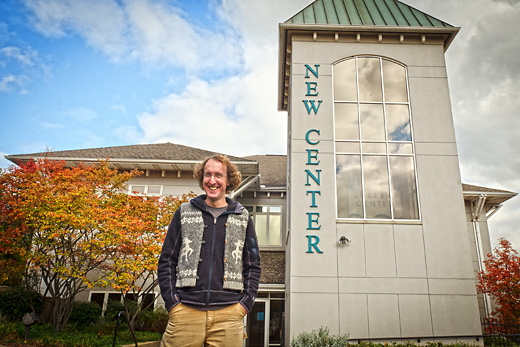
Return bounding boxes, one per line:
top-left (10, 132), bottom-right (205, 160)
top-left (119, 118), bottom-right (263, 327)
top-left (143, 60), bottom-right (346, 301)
top-left (362, 142), bottom-right (386, 154)
top-left (336, 141), bottom-right (359, 153)
top-left (255, 215), bottom-right (268, 246)
top-left (269, 215), bottom-right (281, 246)
top-left (383, 60), bottom-right (407, 102)
top-left (336, 155), bottom-right (363, 218)
top-left (388, 143), bottom-right (413, 154)
top-left (334, 59), bottom-right (357, 101)
top-left (386, 104), bottom-right (411, 141)
top-left (360, 104), bottom-right (385, 141)
top-left (148, 186), bottom-right (162, 195)
top-left (256, 206), bottom-right (268, 213)
top-left (131, 185), bottom-right (145, 194)
top-left (90, 293), bottom-right (105, 308)
top-left (363, 156), bottom-right (391, 219)
top-left (269, 206), bottom-right (281, 213)
top-left (245, 206), bottom-right (254, 213)
top-left (390, 156), bottom-right (419, 219)
top-left (358, 57), bottom-right (382, 102)
top-left (142, 293), bottom-right (155, 309)
top-left (334, 103), bottom-right (359, 140)
top-left (108, 293), bottom-right (122, 302)
top-left (269, 300), bottom-right (284, 345)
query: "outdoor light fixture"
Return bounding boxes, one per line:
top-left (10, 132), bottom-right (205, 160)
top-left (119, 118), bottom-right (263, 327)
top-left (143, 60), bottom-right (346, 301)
top-left (337, 236), bottom-right (351, 245)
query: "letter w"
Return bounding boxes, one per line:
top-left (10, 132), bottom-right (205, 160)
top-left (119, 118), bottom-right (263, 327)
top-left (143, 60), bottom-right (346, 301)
top-left (302, 100), bottom-right (322, 115)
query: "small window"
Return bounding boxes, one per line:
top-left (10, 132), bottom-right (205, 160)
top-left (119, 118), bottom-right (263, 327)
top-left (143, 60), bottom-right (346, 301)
top-left (244, 205), bottom-right (282, 247)
top-left (129, 185), bottom-right (163, 196)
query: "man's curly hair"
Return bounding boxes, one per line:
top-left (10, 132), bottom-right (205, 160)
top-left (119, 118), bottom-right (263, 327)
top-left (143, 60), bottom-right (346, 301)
top-left (193, 155), bottom-right (242, 193)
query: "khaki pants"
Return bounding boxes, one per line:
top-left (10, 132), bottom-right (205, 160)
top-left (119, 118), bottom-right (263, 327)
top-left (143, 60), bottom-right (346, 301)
top-left (160, 303), bottom-right (246, 347)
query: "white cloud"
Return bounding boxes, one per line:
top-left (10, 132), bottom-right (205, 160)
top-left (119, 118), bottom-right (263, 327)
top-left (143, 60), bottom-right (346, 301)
top-left (138, 69), bottom-right (286, 156)
top-left (22, 0), bottom-right (242, 71)
top-left (135, 0), bottom-right (307, 156)
top-left (0, 46), bottom-right (37, 66)
top-left (0, 74), bottom-right (28, 93)
top-left (22, 0), bottom-right (129, 59)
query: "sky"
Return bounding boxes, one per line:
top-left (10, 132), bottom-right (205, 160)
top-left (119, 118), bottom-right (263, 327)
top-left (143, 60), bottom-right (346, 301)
top-left (1, 0), bottom-right (519, 250)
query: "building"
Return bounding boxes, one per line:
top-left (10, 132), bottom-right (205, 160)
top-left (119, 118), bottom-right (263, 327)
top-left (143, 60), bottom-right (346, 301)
top-left (5, 0), bottom-right (518, 346)
top-left (6, 143), bottom-right (288, 346)
top-left (277, 0), bottom-right (516, 345)
top-left (6, 142), bottom-right (516, 346)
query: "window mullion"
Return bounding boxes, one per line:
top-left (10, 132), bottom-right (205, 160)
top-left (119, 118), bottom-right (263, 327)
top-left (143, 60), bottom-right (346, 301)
top-left (381, 58), bottom-right (395, 220)
top-left (355, 57), bottom-right (367, 219)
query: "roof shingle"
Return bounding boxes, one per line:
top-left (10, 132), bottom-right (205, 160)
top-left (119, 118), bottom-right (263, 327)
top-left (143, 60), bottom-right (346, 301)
top-left (7, 143), bottom-right (249, 162)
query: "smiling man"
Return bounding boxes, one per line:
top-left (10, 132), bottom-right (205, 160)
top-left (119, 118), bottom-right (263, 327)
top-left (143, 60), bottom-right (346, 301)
top-left (158, 155), bottom-right (261, 347)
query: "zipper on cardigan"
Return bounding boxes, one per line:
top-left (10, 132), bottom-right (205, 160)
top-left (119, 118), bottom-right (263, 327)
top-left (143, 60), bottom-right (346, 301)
top-left (206, 217), bottom-right (217, 304)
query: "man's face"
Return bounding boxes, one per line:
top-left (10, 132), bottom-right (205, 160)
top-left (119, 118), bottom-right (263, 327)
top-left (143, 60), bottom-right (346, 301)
top-left (202, 159), bottom-right (229, 207)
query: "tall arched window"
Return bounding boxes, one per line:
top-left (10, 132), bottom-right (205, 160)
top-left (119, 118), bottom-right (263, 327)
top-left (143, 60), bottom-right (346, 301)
top-left (333, 56), bottom-right (419, 220)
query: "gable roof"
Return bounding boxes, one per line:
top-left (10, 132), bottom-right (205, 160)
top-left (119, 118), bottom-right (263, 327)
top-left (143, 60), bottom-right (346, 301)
top-left (5, 143), bottom-right (258, 175)
top-left (285, 0), bottom-right (452, 28)
top-left (244, 155), bottom-right (287, 188)
top-left (6, 143), bottom-right (248, 162)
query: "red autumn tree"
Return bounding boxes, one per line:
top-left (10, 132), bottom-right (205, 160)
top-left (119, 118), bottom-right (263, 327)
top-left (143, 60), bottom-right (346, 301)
top-left (102, 192), bottom-right (195, 330)
top-left (478, 238), bottom-right (520, 324)
top-left (0, 158), bottom-right (144, 331)
top-left (0, 163), bottom-right (30, 286)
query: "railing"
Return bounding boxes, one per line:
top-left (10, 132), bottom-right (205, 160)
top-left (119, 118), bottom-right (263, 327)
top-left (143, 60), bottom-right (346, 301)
top-left (482, 318), bottom-right (520, 346)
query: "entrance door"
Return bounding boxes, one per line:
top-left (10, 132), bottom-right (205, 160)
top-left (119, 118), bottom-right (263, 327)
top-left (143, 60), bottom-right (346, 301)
top-left (246, 298), bottom-right (284, 347)
top-left (247, 300), bottom-right (266, 347)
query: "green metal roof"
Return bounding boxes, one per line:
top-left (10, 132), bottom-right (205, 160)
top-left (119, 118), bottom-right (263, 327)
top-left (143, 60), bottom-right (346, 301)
top-left (285, 0), bottom-right (453, 28)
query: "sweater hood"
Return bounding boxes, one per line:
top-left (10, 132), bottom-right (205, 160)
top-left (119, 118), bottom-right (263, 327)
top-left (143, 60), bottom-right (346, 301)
top-left (190, 194), bottom-right (245, 214)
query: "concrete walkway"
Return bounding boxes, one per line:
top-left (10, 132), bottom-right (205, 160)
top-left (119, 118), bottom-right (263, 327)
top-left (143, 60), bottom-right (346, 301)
top-left (121, 341), bottom-right (160, 347)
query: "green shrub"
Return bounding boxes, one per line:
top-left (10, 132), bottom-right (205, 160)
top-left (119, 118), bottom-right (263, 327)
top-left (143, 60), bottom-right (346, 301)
top-left (104, 299), bottom-right (125, 321)
top-left (0, 286), bottom-right (42, 321)
top-left (0, 320), bottom-right (24, 340)
top-left (0, 320), bottom-right (161, 347)
top-left (135, 306), bottom-right (168, 333)
top-left (69, 301), bottom-right (102, 326)
top-left (291, 326), bottom-right (350, 347)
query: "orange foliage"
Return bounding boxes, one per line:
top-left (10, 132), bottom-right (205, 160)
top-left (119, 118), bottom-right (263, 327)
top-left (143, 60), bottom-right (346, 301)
top-left (478, 238), bottom-right (520, 324)
top-left (0, 157), bottom-right (194, 331)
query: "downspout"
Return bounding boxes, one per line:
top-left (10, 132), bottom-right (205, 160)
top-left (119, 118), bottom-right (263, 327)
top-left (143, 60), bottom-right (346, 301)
top-left (472, 194), bottom-right (492, 318)
top-left (230, 174), bottom-right (260, 199)
top-left (486, 204), bottom-right (502, 220)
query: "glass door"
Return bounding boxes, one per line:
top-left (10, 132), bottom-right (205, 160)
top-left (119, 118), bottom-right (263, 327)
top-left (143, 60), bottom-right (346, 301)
top-left (247, 300), bottom-right (266, 347)
top-left (246, 298), bottom-right (285, 347)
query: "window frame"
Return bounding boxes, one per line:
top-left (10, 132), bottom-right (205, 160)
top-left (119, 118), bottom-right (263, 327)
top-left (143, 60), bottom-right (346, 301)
top-left (245, 204), bottom-right (283, 249)
top-left (332, 55), bottom-right (421, 222)
top-left (128, 184), bottom-right (163, 196)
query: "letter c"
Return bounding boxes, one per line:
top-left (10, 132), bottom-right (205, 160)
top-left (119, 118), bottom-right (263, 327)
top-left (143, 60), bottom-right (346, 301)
top-left (305, 129), bottom-right (320, 145)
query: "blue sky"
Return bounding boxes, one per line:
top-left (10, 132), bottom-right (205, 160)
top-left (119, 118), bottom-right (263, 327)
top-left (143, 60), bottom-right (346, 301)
top-left (1, 0), bottom-right (519, 250)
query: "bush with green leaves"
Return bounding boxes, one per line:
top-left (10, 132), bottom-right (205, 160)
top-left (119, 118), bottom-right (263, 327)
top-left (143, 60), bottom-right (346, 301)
top-left (135, 306), bottom-right (168, 333)
top-left (68, 301), bottom-right (102, 326)
top-left (104, 299), bottom-right (125, 321)
top-left (291, 326), bottom-right (350, 347)
top-left (0, 286), bottom-right (42, 321)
